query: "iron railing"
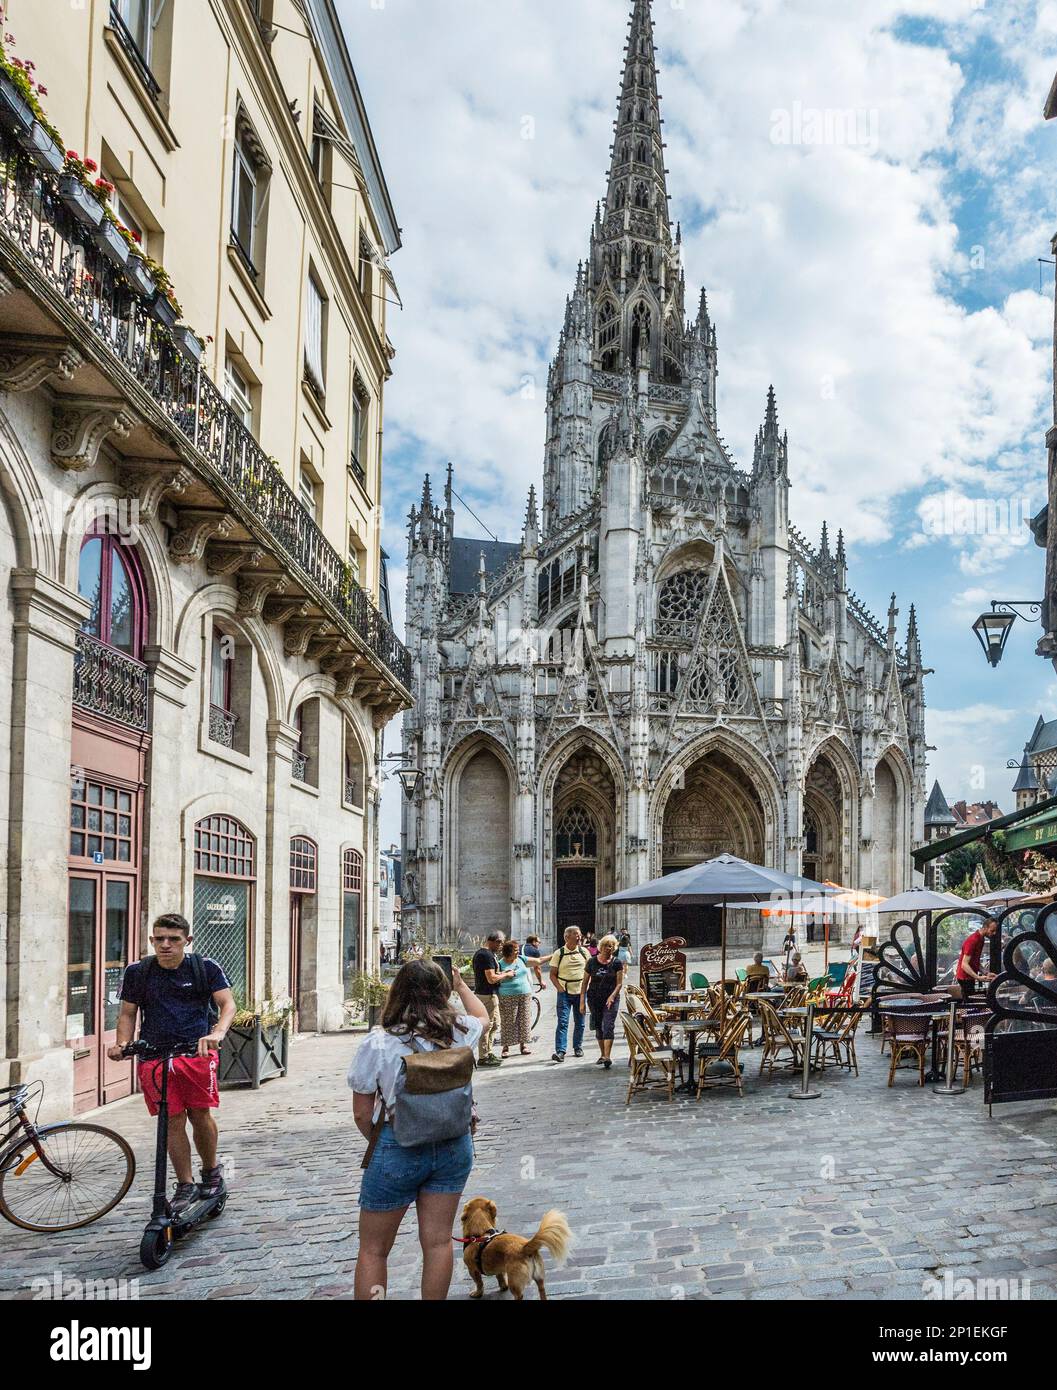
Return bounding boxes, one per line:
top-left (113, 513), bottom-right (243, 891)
top-left (0, 124), bottom-right (412, 693)
top-left (292, 749), bottom-right (308, 781)
top-left (209, 704), bottom-right (237, 748)
top-left (344, 778), bottom-right (361, 806)
top-left (73, 631), bottom-right (149, 731)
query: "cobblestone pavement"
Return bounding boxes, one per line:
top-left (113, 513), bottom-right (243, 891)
top-left (2, 986), bottom-right (1056, 1301)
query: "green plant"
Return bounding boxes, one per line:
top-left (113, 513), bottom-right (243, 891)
top-left (0, 39), bottom-right (60, 143)
top-left (347, 972), bottom-right (389, 1010)
top-left (232, 996), bottom-right (294, 1030)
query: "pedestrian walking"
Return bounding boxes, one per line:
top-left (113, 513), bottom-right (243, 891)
top-left (349, 958), bottom-right (488, 1301)
top-left (522, 934), bottom-right (545, 990)
top-left (582, 933), bottom-right (624, 1069)
top-left (497, 939), bottom-right (533, 1056)
top-left (547, 925), bottom-right (590, 1062)
top-left (471, 931), bottom-right (513, 1067)
top-left (616, 933), bottom-right (632, 967)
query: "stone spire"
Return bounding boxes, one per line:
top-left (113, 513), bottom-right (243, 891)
top-left (906, 602), bottom-right (921, 669)
top-left (753, 385), bottom-right (787, 479)
top-left (603, 0), bottom-right (670, 239)
top-left (887, 593), bottom-right (898, 651)
top-left (522, 485), bottom-right (539, 554)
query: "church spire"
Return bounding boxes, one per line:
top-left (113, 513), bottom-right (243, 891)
top-left (603, 0), bottom-right (670, 240)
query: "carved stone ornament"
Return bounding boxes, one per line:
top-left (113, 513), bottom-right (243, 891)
top-left (168, 510), bottom-right (236, 565)
top-left (0, 338), bottom-right (82, 393)
top-left (52, 401), bottom-right (135, 472)
top-left (119, 462), bottom-right (193, 522)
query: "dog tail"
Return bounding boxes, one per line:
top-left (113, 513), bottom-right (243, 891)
top-left (522, 1209), bottom-right (572, 1266)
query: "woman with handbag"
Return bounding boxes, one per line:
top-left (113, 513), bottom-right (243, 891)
top-left (349, 958), bottom-right (488, 1300)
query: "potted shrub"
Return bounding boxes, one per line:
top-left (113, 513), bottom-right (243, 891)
top-left (348, 972), bottom-right (389, 1028)
top-left (218, 997), bottom-right (292, 1090)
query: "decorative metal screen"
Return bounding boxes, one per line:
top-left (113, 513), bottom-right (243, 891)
top-left (194, 815), bottom-right (255, 879)
top-left (192, 877), bottom-right (250, 1006)
top-left (555, 803), bottom-right (598, 860)
top-left (290, 837), bottom-right (317, 894)
top-left (70, 774), bottom-right (136, 864)
top-left (342, 849), bottom-right (363, 999)
top-left (656, 570), bottom-right (708, 640)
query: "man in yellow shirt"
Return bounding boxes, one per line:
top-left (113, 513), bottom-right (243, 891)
top-left (546, 926), bottom-right (590, 1062)
top-left (745, 951), bottom-right (770, 992)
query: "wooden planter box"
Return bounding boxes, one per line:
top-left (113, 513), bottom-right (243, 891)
top-left (218, 1018), bottom-right (289, 1090)
top-left (26, 121), bottom-right (64, 175)
top-left (58, 175), bottom-right (104, 229)
top-left (0, 76), bottom-right (33, 137)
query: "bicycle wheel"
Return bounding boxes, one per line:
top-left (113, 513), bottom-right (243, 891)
top-left (0, 1122), bottom-right (135, 1232)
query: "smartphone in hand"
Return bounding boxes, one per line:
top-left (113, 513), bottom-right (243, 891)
top-left (434, 954), bottom-right (454, 990)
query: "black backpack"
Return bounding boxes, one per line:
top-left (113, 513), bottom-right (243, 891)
top-left (143, 952), bottom-right (220, 1027)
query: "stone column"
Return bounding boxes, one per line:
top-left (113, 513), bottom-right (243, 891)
top-left (141, 644), bottom-right (195, 935)
top-left (265, 718), bottom-right (299, 1009)
top-left (4, 571), bottom-right (89, 1118)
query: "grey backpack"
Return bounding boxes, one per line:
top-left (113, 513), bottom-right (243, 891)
top-left (390, 1034), bottom-right (475, 1147)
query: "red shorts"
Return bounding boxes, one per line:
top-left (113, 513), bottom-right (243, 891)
top-left (138, 1054), bottom-right (219, 1116)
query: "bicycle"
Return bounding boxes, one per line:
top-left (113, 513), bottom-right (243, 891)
top-left (0, 1080), bottom-right (135, 1232)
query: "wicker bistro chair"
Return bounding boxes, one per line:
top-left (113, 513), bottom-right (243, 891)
top-left (782, 983), bottom-right (808, 1010)
top-left (695, 1011), bottom-right (751, 1098)
top-left (884, 1009), bottom-right (933, 1087)
top-left (622, 1014), bottom-right (684, 1105)
top-left (939, 1007), bottom-right (991, 1087)
top-left (757, 1000), bottom-right (805, 1078)
top-left (812, 1004), bottom-right (868, 1076)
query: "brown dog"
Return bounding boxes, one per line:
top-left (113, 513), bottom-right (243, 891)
top-left (459, 1197), bottom-right (572, 1300)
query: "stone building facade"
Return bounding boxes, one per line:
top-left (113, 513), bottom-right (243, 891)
top-left (400, 0), bottom-right (927, 950)
top-left (0, 0), bottom-right (409, 1113)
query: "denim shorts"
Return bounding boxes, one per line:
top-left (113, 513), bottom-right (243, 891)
top-left (359, 1123), bottom-right (474, 1212)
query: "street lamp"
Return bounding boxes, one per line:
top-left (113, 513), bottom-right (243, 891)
top-left (380, 752), bottom-right (423, 801)
top-left (972, 601), bottom-right (1040, 668)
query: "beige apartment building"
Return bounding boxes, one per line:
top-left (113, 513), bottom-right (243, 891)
top-left (0, 0), bottom-right (410, 1112)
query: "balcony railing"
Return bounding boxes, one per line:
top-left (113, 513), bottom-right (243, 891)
top-left (350, 453), bottom-right (367, 490)
top-left (0, 124), bottom-right (412, 694)
top-left (209, 704), bottom-right (238, 748)
top-left (292, 749), bottom-right (308, 782)
top-left (73, 632), bottom-right (149, 731)
top-left (344, 778), bottom-right (361, 807)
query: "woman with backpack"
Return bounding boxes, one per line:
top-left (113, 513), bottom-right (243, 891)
top-left (349, 958), bottom-right (488, 1301)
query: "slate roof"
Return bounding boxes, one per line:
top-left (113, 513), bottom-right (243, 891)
top-left (924, 780), bottom-right (957, 828)
top-left (449, 537), bottom-right (521, 596)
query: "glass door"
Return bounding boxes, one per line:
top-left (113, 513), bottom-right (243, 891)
top-left (66, 873), bottom-right (135, 1112)
top-left (100, 878), bottom-right (134, 1104)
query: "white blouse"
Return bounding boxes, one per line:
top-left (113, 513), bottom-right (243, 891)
top-left (347, 1014), bottom-right (484, 1122)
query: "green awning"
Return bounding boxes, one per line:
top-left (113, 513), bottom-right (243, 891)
top-left (1002, 806), bottom-right (1057, 853)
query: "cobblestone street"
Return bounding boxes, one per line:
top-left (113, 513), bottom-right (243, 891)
top-left (3, 986), bottom-right (1056, 1302)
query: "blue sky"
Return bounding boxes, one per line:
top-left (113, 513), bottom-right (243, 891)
top-left (335, 0), bottom-right (1057, 845)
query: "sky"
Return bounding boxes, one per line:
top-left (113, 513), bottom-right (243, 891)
top-left (333, 0), bottom-right (1057, 848)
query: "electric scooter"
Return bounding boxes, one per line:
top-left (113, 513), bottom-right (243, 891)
top-left (123, 1040), bottom-right (227, 1269)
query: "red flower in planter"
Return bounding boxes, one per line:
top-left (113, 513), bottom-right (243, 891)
top-left (36, 84), bottom-right (46, 95)
top-left (84, 157), bottom-right (97, 173)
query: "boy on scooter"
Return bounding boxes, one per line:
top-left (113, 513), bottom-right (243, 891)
top-left (110, 913), bottom-right (236, 1213)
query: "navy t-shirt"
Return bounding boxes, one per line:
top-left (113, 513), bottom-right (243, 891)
top-left (120, 955), bottom-right (230, 1047)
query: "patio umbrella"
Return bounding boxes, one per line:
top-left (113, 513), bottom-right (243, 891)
top-left (968, 888), bottom-right (1030, 907)
top-left (874, 888), bottom-right (967, 914)
top-left (758, 883), bottom-right (884, 969)
top-left (598, 854), bottom-right (839, 987)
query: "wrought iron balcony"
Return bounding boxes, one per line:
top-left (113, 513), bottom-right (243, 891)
top-left (0, 124), bottom-right (412, 696)
top-left (209, 704), bottom-right (238, 748)
top-left (292, 749), bottom-right (308, 782)
top-left (344, 778), bottom-right (361, 807)
top-left (73, 632), bottom-right (149, 731)
top-left (350, 453), bottom-right (367, 490)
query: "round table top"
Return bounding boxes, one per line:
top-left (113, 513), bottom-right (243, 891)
top-left (658, 1000), bottom-right (707, 1010)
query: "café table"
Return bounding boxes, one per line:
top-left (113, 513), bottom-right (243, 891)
top-left (656, 1001), bottom-right (712, 1092)
top-left (876, 996), bottom-right (963, 1082)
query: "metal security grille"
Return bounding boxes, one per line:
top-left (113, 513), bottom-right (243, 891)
top-left (290, 837), bottom-right (317, 894)
top-left (193, 877), bottom-right (249, 1006)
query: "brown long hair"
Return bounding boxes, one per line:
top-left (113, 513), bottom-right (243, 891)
top-left (380, 959), bottom-right (461, 1045)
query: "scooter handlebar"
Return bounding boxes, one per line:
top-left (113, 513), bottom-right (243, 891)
top-left (122, 1040), bottom-right (201, 1061)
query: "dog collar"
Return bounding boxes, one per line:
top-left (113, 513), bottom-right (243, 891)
top-left (454, 1227), bottom-right (503, 1246)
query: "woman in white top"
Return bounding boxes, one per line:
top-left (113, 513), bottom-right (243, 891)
top-left (348, 958), bottom-right (488, 1300)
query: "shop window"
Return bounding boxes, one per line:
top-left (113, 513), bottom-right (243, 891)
top-left (193, 815), bottom-right (255, 1007)
top-left (342, 848), bottom-right (363, 998)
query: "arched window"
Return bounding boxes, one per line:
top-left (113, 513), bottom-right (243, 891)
top-left (342, 848), bottom-right (363, 997)
top-left (597, 300), bottom-right (620, 372)
top-left (555, 803), bottom-right (598, 860)
top-left (344, 728), bottom-right (365, 808)
top-left (78, 530), bottom-right (147, 657)
top-left (614, 181), bottom-right (627, 211)
top-left (647, 427), bottom-right (672, 463)
top-left (635, 139), bottom-right (651, 166)
top-left (633, 180), bottom-right (650, 209)
top-left (192, 814), bottom-right (255, 1004)
top-left (290, 836), bottom-right (317, 893)
top-left (630, 243), bottom-right (653, 279)
top-left (663, 317), bottom-right (683, 383)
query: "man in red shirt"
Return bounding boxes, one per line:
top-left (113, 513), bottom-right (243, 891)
top-left (955, 916), bottom-right (998, 996)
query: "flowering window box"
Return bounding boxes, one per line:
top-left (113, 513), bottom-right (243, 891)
top-left (0, 75), bottom-right (34, 136)
top-left (149, 290), bottom-right (178, 330)
top-left (91, 218), bottom-right (130, 269)
top-left (124, 254), bottom-right (155, 298)
top-left (58, 175), bottom-right (104, 229)
top-left (26, 121), bottom-right (64, 175)
top-left (172, 324), bottom-right (204, 363)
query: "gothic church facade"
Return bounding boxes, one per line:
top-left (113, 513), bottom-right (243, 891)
top-left (401, 0), bottom-right (927, 948)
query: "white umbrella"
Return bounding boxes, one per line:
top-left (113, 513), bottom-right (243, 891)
top-left (874, 888), bottom-right (967, 914)
top-left (968, 888), bottom-right (1030, 907)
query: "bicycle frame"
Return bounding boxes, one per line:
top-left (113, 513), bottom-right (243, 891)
top-left (0, 1097), bottom-right (73, 1181)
